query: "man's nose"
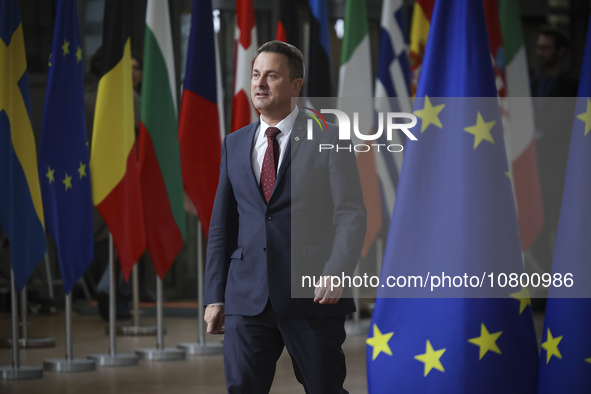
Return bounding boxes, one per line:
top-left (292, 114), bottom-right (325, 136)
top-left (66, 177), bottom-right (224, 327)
top-left (257, 75), bottom-right (268, 88)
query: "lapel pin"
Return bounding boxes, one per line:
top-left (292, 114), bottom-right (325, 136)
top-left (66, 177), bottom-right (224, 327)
top-left (294, 136), bottom-right (300, 142)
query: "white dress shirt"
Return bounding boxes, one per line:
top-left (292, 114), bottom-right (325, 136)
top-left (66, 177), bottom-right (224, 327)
top-left (251, 106), bottom-right (299, 184)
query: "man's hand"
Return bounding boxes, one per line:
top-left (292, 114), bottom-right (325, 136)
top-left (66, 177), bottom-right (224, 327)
top-left (204, 304), bottom-right (225, 334)
top-left (313, 275), bottom-right (344, 304)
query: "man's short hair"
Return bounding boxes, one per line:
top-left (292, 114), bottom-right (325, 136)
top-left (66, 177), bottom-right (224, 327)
top-left (256, 40), bottom-right (305, 80)
top-left (539, 26), bottom-right (571, 51)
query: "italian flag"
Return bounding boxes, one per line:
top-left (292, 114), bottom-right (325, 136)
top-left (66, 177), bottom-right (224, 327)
top-left (138, 0), bottom-right (186, 279)
top-left (338, 0), bottom-right (381, 258)
top-left (499, 0), bottom-right (544, 250)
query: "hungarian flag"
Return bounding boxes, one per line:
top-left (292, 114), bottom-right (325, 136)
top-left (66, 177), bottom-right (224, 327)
top-left (337, 0), bottom-right (381, 258)
top-left (139, 0), bottom-right (186, 279)
top-left (497, 0), bottom-right (544, 250)
top-left (89, 0), bottom-right (145, 281)
top-left (276, 0), bottom-right (299, 46)
top-left (179, 0), bottom-right (224, 236)
top-left (307, 0), bottom-right (332, 97)
top-left (0, 0), bottom-right (47, 290)
top-left (231, 0), bottom-right (258, 132)
top-left (409, 0), bottom-right (434, 97)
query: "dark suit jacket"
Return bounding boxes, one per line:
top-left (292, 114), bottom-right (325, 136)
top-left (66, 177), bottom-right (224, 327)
top-left (204, 109), bottom-right (366, 318)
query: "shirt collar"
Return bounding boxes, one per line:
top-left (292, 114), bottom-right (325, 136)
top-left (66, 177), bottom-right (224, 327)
top-left (259, 106), bottom-right (299, 138)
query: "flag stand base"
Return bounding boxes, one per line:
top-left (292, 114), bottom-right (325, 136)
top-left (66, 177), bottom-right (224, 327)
top-left (87, 353), bottom-right (138, 367)
top-left (135, 348), bottom-right (186, 361)
top-left (0, 337), bottom-right (56, 348)
top-left (177, 342), bottom-right (223, 355)
top-left (113, 325), bottom-right (160, 336)
top-left (0, 366), bottom-right (43, 380)
top-left (44, 358), bottom-right (95, 372)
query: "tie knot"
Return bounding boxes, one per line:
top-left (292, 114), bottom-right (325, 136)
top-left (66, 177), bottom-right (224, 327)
top-left (265, 127), bottom-right (281, 139)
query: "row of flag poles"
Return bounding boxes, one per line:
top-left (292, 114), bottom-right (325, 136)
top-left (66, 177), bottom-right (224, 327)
top-left (1, 0), bottom-right (590, 389)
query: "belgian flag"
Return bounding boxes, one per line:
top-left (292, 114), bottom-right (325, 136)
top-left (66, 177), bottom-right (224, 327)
top-left (275, 0), bottom-right (299, 47)
top-left (89, 0), bottom-right (145, 280)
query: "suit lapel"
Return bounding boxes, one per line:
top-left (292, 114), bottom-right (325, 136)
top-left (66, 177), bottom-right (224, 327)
top-left (242, 121), bottom-right (266, 203)
top-left (271, 111), bottom-right (307, 201)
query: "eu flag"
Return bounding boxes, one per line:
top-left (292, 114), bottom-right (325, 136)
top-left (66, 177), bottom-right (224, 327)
top-left (38, 0), bottom-right (93, 295)
top-left (537, 15), bottom-right (591, 394)
top-left (0, 0), bottom-right (47, 290)
top-left (367, 0), bottom-right (539, 392)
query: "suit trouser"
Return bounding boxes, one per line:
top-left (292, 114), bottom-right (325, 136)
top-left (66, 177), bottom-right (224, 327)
top-left (223, 302), bottom-right (349, 394)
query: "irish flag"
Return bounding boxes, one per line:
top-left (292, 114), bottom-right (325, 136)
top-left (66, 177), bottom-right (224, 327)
top-left (338, 0), bottom-right (381, 258)
top-left (139, 0), bottom-right (186, 279)
top-left (90, 0), bottom-right (145, 281)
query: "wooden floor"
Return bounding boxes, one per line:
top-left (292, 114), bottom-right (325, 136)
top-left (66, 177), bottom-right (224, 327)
top-left (0, 309), bottom-right (546, 394)
top-left (0, 311), bottom-right (370, 394)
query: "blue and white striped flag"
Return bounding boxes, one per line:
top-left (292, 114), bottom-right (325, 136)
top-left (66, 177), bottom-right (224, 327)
top-left (374, 0), bottom-right (412, 223)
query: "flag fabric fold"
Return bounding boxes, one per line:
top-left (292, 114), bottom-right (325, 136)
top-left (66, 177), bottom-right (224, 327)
top-left (179, 0), bottom-right (224, 236)
top-left (89, 0), bottom-right (145, 281)
top-left (408, 0), bottom-right (434, 97)
top-left (231, 0), bottom-right (258, 132)
top-left (337, 0), bottom-right (381, 258)
top-left (307, 0), bottom-right (332, 97)
top-left (537, 15), bottom-right (591, 394)
top-left (139, 0), bottom-right (186, 279)
top-left (367, 0), bottom-right (539, 392)
top-left (0, 0), bottom-right (47, 290)
top-left (38, 0), bottom-right (93, 294)
top-left (374, 0), bottom-right (411, 228)
top-left (496, 0), bottom-right (544, 250)
top-left (276, 0), bottom-right (299, 46)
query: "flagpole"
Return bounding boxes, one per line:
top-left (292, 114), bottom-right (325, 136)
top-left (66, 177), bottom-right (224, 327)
top-left (177, 219), bottom-right (223, 355)
top-left (135, 277), bottom-right (185, 361)
top-left (114, 264), bottom-right (158, 336)
top-left (87, 234), bottom-right (138, 367)
top-left (0, 284), bottom-right (56, 349)
top-left (43, 293), bottom-right (95, 372)
top-left (0, 270), bottom-right (43, 379)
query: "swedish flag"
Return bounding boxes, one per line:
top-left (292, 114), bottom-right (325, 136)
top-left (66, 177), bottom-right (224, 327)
top-left (38, 0), bottom-right (93, 295)
top-left (0, 0), bottom-right (47, 290)
top-left (367, 0), bottom-right (539, 392)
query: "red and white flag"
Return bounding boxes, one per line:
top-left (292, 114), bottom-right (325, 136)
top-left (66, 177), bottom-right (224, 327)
top-left (484, 0), bottom-right (544, 250)
top-left (231, 0), bottom-right (258, 132)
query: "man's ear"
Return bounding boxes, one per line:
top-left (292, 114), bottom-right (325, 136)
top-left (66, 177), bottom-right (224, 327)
top-left (292, 78), bottom-right (304, 96)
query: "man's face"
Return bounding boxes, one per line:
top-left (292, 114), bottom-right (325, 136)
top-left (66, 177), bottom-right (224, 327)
top-left (251, 52), bottom-right (302, 119)
top-left (536, 35), bottom-right (562, 71)
top-left (132, 58), bottom-right (142, 92)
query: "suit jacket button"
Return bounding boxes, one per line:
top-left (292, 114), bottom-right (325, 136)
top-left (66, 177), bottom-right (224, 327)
top-left (266, 216), bottom-right (272, 221)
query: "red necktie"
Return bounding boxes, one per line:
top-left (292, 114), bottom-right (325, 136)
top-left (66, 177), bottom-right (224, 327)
top-left (261, 127), bottom-right (280, 203)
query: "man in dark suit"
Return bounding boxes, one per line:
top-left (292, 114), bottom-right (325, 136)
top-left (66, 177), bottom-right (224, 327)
top-left (203, 41), bottom-right (366, 393)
